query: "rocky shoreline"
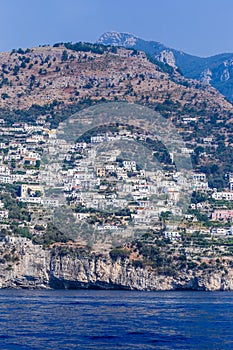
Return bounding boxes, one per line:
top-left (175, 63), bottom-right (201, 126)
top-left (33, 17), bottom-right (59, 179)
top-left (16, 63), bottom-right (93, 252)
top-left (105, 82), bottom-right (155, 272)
top-left (0, 240), bottom-right (233, 291)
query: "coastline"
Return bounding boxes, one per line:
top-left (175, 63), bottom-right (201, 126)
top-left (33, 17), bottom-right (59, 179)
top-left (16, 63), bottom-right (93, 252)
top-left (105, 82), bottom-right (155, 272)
top-left (1, 241), bottom-right (233, 291)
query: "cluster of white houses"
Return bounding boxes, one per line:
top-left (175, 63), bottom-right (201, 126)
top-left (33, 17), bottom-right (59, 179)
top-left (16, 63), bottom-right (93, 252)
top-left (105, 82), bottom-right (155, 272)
top-left (1, 121), bottom-right (233, 238)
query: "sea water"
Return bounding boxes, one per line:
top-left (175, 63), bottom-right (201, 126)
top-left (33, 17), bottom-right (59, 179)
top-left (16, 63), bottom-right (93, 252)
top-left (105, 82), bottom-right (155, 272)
top-left (0, 289), bottom-right (232, 349)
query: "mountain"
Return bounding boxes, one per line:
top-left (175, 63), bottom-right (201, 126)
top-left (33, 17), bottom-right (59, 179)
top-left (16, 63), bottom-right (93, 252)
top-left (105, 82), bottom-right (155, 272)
top-left (0, 41), bottom-right (233, 186)
top-left (98, 32), bottom-right (233, 102)
top-left (0, 41), bottom-right (233, 290)
top-left (0, 42), bottom-right (230, 121)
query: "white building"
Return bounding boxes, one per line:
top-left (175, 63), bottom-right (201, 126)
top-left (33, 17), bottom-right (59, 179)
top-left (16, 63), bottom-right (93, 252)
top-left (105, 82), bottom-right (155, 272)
top-left (0, 210), bottom-right (8, 219)
top-left (192, 173), bottom-right (206, 182)
top-left (212, 192), bottom-right (233, 201)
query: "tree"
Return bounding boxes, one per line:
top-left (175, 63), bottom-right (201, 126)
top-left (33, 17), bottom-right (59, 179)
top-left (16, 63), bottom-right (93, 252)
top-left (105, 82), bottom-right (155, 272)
top-left (13, 65), bottom-right (20, 76)
top-left (35, 160), bottom-right (40, 169)
top-left (34, 191), bottom-right (42, 198)
top-left (61, 50), bottom-right (68, 62)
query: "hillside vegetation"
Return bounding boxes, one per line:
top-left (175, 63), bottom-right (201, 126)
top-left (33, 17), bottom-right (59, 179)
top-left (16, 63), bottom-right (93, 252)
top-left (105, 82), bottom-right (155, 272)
top-left (0, 42), bottom-right (232, 183)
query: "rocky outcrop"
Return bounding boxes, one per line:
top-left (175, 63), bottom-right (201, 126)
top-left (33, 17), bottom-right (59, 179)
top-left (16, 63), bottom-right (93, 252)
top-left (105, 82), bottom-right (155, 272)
top-left (0, 239), bottom-right (50, 289)
top-left (155, 50), bottom-right (176, 68)
top-left (200, 68), bottom-right (212, 84)
top-left (1, 240), bottom-right (233, 291)
top-left (98, 31), bottom-right (137, 47)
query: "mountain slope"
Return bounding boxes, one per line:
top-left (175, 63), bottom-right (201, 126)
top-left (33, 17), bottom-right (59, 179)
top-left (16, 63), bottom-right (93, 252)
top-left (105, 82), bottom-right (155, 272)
top-left (98, 32), bottom-right (233, 102)
top-left (0, 43), bottom-right (230, 118)
top-left (0, 42), bottom-right (233, 186)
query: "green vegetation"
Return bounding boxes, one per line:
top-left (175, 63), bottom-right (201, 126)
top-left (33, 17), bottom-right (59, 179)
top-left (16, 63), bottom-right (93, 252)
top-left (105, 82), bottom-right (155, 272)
top-left (110, 248), bottom-right (131, 261)
top-left (32, 223), bottom-right (71, 245)
top-left (53, 41), bottom-right (117, 55)
top-left (1, 192), bottom-right (30, 222)
top-left (146, 54), bottom-right (175, 75)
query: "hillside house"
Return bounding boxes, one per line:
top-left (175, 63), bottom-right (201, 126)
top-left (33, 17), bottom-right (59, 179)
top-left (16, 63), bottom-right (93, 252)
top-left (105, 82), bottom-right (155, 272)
top-left (212, 209), bottom-right (233, 221)
top-left (0, 210), bottom-right (8, 219)
top-left (23, 157), bottom-right (37, 166)
top-left (20, 184), bottom-right (44, 198)
top-left (212, 192), bottom-right (233, 201)
top-left (211, 227), bottom-right (233, 236)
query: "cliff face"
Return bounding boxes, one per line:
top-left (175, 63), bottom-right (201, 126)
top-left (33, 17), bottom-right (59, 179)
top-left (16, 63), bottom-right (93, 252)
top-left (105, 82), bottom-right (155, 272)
top-left (47, 252), bottom-right (233, 291)
top-left (0, 240), bottom-right (50, 289)
top-left (1, 240), bottom-right (233, 291)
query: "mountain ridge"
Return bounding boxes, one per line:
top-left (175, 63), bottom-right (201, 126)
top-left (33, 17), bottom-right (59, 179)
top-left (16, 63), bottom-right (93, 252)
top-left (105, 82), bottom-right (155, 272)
top-left (98, 32), bottom-right (233, 102)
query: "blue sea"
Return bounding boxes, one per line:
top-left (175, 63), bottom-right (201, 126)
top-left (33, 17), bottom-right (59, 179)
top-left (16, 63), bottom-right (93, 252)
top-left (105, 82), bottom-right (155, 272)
top-left (0, 290), bottom-right (232, 349)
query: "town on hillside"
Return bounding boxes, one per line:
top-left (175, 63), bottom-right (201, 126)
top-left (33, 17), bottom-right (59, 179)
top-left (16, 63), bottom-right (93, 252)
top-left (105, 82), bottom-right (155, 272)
top-left (0, 115), bottom-right (233, 250)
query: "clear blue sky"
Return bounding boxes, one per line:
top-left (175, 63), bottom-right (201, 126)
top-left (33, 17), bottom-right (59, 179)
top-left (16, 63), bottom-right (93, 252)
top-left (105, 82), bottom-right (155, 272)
top-left (1, 0), bottom-right (233, 57)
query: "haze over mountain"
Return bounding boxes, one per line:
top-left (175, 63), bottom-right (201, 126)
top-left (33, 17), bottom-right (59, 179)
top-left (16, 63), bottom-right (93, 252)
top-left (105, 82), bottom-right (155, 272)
top-left (98, 32), bottom-right (233, 103)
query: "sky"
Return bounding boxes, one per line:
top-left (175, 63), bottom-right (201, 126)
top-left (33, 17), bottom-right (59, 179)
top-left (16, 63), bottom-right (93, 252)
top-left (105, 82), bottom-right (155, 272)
top-left (1, 0), bottom-right (233, 57)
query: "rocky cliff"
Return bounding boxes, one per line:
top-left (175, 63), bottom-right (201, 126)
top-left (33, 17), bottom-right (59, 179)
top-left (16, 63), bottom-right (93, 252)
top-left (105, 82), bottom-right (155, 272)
top-left (1, 239), bottom-right (233, 291)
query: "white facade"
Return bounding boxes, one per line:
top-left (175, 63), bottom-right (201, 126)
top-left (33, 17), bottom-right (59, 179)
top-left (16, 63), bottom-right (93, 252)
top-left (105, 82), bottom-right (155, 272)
top-left (212, 192), bottom-right (233, 201)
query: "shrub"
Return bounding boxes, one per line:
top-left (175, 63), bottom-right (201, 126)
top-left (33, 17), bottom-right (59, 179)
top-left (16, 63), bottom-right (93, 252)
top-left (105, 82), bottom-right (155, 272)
top-left (110, 248), bottom-right (130, 261)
